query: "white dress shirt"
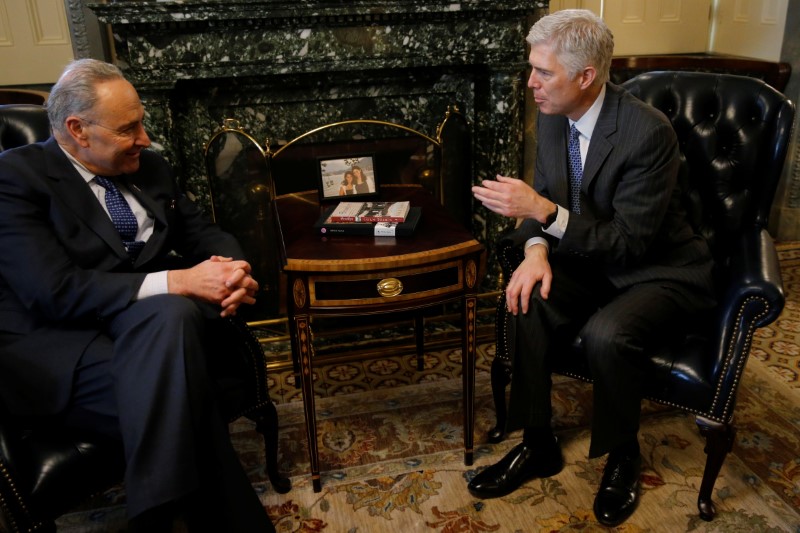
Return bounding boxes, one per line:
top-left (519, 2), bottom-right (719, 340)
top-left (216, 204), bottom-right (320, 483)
top-left (60, 145), bottom-right (168, 299)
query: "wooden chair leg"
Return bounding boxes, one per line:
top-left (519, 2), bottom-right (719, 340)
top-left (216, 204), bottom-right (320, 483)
top-left (489, 290), bottom-right (514, 444)
top-left (252, 403), bottom-right (292, 494)
top-left (487, 356), bottom-right (512, 443)
top-left (695, 416), bottom-right (736, 521)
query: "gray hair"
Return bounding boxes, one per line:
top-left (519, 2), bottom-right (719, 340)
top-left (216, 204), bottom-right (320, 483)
top-left (526, 9), bottom-right (614, 86)
top-left (46, 59), bottom-right (126, 135)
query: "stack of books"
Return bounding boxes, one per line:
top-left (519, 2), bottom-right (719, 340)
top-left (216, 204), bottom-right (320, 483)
top-left (314, 201), bottom-right (421, 236)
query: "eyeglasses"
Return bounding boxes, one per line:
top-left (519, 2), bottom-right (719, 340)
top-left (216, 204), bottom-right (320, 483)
top-left (80, 117), bottom-right (146, 140)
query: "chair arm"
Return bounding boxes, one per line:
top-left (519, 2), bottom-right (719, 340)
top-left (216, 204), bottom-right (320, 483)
top-left (497, 219), bottom-right (537, 252)
top-left (221, 316), bottom-right (273, 420)
top-left (706, 227), bottom-right (784, 421)
top-left (0, 402), bottom-right (37, 532)
top-left (0, 461), bottom-right (35, 533)
top-left (0, 398), bottom-right (32, 490)
top-left (717, 228), bottom-right (784, 329)
top-left (496, 221), bottom-right (533, 283)
top-left (494, 224), bottom-right (528, 363)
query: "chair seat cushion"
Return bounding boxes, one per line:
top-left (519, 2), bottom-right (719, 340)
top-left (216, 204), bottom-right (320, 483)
top-left (554, 333), bottom-right (715, 415)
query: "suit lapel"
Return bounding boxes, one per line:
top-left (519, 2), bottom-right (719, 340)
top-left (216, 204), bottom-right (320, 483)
top-left (582, 83), bottom-right (620, 193)
top-left (546, 119), bottom-right (571, 206)
top-left (43, 139), bottom-right (129, 260)
top-left (124, 177), bottom-right (167, 227)
top-left (123, 176), bottom-right (169, 266)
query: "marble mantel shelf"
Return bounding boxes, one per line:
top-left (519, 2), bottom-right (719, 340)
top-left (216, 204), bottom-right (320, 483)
top-left (91, 1), bottom-right (544, 24)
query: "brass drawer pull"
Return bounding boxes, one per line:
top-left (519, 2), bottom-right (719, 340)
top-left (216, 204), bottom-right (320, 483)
top-left (377, 277), bottom-right (403, 297)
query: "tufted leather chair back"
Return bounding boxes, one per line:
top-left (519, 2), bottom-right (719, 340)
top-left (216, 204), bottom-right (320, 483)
top-left (0, 104), bottom-right (51, 153)
top-left (621, 72), bottom-right (795, 265)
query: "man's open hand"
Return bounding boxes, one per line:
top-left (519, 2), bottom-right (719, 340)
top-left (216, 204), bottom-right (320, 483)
top-left (472, 174), bottom-right (555, 223)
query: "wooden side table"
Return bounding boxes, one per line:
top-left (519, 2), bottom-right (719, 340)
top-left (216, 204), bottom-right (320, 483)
top-left (275, 185), bottom-right (485, 491)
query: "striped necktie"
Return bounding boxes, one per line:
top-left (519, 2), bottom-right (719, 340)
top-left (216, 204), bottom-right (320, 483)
top-left (568, 124), bottom-right (583, 214)
top-left (94, 176), bottom-right (145, 261)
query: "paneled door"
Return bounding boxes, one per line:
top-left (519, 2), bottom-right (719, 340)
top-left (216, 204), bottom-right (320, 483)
top-left (602, 0), bottom-right (712, 56)
top-left (0, 0), bottom-right (74, 85)
top-left (550, 0), bottom-right (711, 56)
top-left (711, 0), bottom-right (788, 61)
top-left (549, 0), bottom-right (787, 62)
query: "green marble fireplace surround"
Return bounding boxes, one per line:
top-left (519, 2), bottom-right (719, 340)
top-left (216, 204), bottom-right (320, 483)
top-left (89, 1), bottom-right (547, 267)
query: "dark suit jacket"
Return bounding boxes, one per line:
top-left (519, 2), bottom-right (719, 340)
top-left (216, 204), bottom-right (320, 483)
top-left (525, 82), bottom-right (714, 292)
top-left (0, 137), bottom-right (244, 416)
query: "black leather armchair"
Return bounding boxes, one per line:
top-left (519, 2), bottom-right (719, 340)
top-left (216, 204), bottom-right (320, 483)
top-left (489, 71), bottom-right (795, 521)
top-left (0, 104), bottom-right (51, 152)
top-left (0, 104), bottom-right (290, 532)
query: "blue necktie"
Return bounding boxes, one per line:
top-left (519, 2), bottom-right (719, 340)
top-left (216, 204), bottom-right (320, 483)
top-left (568, 124), bottom-right (582, 214)
top-left (94, 176), bottom-right (145, 260)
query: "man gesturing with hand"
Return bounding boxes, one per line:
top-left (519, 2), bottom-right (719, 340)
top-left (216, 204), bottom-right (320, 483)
top-left (469, 11), bottom-right (715, 527)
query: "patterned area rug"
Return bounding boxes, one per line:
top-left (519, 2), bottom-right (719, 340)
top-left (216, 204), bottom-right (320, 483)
top-left (55, 244), bottom-right (800, 532)
top-left (251, 368), bottom-right (800, 533)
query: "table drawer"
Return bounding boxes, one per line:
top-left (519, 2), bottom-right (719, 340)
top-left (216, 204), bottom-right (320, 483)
top-left (308, 260), bottom-right (464, 307)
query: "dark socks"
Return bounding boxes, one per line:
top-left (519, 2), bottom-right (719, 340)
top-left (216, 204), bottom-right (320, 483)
top-left (609, 439), bottom-right (640, 461)
top-left (522, 426), bottom-right (556, 448)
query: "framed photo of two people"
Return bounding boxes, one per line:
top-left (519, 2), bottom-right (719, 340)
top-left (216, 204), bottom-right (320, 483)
top-left (318, 154), bottom-right (378, 202)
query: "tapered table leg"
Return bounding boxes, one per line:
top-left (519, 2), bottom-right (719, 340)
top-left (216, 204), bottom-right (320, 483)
top-left (462, 294), bottom-right (477, 466)
top-left (294, 315), bottom-right (322, 492)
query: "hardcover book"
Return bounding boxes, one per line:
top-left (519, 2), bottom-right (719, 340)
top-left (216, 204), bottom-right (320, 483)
top-left (315, 207), bottom-right (422, 237)
top-left (328, 201), bottom-right (410, 223)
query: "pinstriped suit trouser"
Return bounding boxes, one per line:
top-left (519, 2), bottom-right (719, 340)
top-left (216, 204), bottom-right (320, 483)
top-left (506, 255), bottom-right (712, 458)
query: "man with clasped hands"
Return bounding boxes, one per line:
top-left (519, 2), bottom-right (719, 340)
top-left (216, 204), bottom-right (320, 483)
top-left (470, 10), bottom-right (715, 526)
top-left (0, 59), bottom-right (274, 531)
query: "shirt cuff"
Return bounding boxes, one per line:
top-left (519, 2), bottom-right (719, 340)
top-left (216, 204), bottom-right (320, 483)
top-left (524, 237), bottom-right (549, 253)
top-left (543, 205), bottom-right (568, 239)
top-left (135, 271), bottom-right (169, 300)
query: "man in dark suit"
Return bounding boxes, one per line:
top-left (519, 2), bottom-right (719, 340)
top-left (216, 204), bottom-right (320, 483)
top-left (0, 59), bottom-right (274, 531)
top-left (469, 10), bottom-right (715, 526)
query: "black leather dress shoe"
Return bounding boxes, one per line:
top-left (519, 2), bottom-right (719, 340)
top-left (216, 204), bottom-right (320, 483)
top-left (467, 439), bottom-right (563, 498)
top-left (593, 453), bottom-right (642, 526)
